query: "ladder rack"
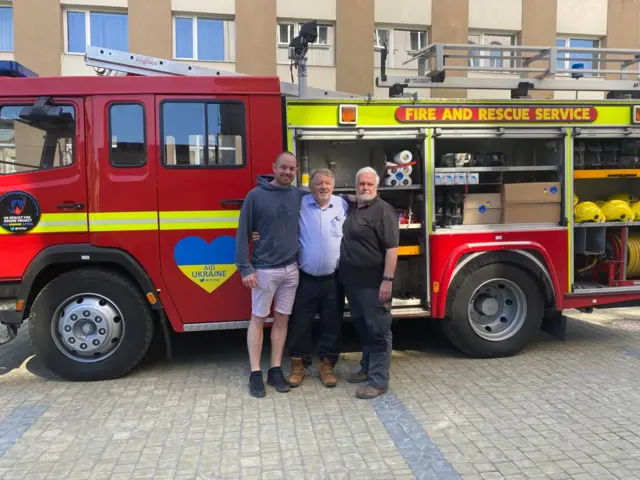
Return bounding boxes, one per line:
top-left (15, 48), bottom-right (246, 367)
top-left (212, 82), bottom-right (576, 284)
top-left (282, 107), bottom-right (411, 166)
top-left (376, 42), bottom-right (640, 96)
top-left (84, 45), bottom-right (364, 99)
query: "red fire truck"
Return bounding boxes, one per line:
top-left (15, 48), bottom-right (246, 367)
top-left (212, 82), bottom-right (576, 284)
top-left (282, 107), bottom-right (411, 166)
top-left (3, 27), bottom-right (640, 381)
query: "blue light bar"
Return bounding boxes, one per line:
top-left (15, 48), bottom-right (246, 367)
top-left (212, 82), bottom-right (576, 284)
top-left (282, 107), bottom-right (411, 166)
top-left (0, 61), bottom-right (39, 78)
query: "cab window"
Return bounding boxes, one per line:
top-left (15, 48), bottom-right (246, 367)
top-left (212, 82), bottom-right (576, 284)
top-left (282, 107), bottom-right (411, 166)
top-left (109, 103), bottom-right (146, 168)
top-left (161, 100), bottom-right (245, 168)
top-left (0, 104), bottom-right (75, 175)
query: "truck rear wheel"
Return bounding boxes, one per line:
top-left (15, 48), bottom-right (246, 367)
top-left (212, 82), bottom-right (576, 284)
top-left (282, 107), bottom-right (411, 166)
top-left (28, 268), bottom-right (154, 381)
top-left (443, 261), bottom-right (544, 358)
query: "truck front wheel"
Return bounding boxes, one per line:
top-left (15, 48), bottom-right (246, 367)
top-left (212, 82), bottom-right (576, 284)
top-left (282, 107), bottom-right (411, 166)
top-left (28, 268), bottom-right (155, 381)
top-left (443, 261), bottom-right (544, 358)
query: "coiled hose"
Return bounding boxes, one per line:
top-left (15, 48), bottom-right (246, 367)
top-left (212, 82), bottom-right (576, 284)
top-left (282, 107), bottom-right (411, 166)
top-left (609, 233), bottom-right (640, 278)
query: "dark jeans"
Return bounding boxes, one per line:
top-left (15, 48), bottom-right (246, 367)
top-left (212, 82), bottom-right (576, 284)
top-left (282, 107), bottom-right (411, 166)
top-left (345, 286), bottom-right (392, 389)
top-left (287, 270), bottom-right (344, 367)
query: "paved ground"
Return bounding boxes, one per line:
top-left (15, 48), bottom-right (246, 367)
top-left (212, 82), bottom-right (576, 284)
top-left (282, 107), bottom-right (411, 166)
top-left (1, 308), bottom-right (640, 480)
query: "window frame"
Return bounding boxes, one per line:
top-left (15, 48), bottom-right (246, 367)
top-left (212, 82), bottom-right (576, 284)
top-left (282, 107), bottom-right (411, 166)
top-left (159, 99), bottom-right (247, 170)
top-left (374, 28), bottom-right (391, 50)
top-left (556, 36), bottom-right (601, 76)
top-left (172, 15), bottom-right (230, 62)
top-left (0, 101), bottom-right (77, 176)
top-left (468, 32), bottom-right (516, 69)
top-left (107, 102), bottom-right (147, 169)
top-left (408, 30), bottom-right (427, 52)
top-left (0, 5), bottom-right (13, 53)
top-left (64, 9), bottom-right (129, 55)
top-left (276, 21), bottom-right (333, 48)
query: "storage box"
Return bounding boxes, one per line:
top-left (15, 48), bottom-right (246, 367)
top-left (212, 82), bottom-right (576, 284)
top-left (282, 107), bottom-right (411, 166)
top-left (501, 182), bottom-right (562, 224)
top-left (501, 182), bottom-right (562, 204)
top-left (463, 193), bottom-right (502, 225)
top-left (454, 172), bottom-right (467, 185)
top-left (502, 204), bottom-right (561, 224)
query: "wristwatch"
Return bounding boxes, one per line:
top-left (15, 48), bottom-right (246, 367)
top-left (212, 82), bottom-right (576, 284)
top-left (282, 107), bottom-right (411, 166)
top-left (382, 276), bottom-right (394, 282)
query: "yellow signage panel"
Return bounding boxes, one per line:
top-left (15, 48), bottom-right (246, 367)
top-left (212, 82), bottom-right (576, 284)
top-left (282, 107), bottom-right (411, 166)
top-left (287, 101), bottom-right (633, 127)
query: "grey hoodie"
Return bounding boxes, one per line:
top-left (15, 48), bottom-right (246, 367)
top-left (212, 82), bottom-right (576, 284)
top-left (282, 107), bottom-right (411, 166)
top-left (235, 176), bottom-right (307, 278)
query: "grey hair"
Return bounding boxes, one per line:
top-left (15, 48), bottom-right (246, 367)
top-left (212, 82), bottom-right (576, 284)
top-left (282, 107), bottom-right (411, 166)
top-left (309, 168), bottom-right (335, 183)
top-left (355, 166), bottom-right (380, 185)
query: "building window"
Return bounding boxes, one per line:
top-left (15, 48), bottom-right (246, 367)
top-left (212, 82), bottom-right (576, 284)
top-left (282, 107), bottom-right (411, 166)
top-left (374, 29), bottom-right (390, 49)
top-left (109, 104), bottom-right (146, 168)
top-left (276, 21), bottom-right (334, 67)
top-left (0, 7), bottom-right (13, 53)
top-left (468, 33), bottom-right (516, 69)
top-left (0, 104), bottom-right (75, 176)
top-left (66, 11), bottom-right (129, 54)
top-left (174, 16), bottom-right (233, 62)
top-left (556, 38), bottom-right (600, 76)
top-left (161, 101), bottom-right (245, 168)
top-left (277, 22), bottom-right (330, 46)
top-left (409, 31), bottom-right (426, 52)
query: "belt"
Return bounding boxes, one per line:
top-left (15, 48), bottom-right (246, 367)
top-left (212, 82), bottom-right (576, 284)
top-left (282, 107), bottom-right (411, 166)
top-left (300, 269), bottom-right (336, 281)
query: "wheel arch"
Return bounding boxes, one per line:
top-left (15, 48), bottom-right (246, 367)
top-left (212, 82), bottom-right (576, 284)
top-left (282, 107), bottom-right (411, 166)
top-left (20, 244), bottom-right (163, 319)
top-left (436, 246), bottom-right (560, 318)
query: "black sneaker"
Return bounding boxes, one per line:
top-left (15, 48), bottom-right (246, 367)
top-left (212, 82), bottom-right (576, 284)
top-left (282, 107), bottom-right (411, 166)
top-left (267, 367), bottom-right (290, 393)
top-left (249, 371), bottom-right (266, 398)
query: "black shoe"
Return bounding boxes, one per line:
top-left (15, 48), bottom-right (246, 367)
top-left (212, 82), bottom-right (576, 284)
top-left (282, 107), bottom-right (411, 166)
top-left (267, 367), bottom-right (290, 393)
top-left (249, 371), bottom-right (266, 398)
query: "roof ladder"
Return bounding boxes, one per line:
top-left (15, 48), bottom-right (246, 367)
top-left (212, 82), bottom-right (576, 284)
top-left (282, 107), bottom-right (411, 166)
top-left (376, 42), bottom-right (640, 98)
top-left (84, 41), bottom-right (364, 100)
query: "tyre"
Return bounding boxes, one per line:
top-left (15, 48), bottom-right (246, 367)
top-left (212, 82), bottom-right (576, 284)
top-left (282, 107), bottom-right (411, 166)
top-left (28, 268), bottom-right (155, 381)
top-left (443, 260), bottom-right (544, 358)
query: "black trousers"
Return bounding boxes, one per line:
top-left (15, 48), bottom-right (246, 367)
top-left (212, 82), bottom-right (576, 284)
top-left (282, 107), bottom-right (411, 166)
top-left (344, 286), bottom-right (392, 389)
top-left (287, 270), bottom-right (344, 367)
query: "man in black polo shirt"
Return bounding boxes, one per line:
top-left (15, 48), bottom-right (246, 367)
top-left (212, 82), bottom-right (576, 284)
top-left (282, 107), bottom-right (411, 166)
top-left (339, 166), bottom-right (399, 399)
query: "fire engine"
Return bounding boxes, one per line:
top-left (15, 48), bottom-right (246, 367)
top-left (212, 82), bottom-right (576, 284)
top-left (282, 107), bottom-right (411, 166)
top-left (3, 22), bottom-right (640, 381)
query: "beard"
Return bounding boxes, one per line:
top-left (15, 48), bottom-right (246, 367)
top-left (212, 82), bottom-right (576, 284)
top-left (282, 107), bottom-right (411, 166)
top-left (357, 193), bottom-right (376, 204)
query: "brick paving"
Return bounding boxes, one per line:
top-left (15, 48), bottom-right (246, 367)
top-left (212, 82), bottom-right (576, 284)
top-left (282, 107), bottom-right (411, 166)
top-left (1, 308), bottom-right (640, 479)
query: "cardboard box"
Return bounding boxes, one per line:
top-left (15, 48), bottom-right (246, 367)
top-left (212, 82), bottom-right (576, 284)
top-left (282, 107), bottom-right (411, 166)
top-left (454, 172), bottom-right (467, 185)
top-left (463, 193), bottom-right (502, 225)
top-left (501, 182), bottom-right (562, 224)
top-left (501, 182), bottom-right (562, 204)
top-left (503, 203), bottom-right (561, 224)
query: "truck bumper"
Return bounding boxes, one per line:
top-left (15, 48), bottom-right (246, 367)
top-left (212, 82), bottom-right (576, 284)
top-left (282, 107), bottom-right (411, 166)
top-left (0, 300), bottom-right (22, 346)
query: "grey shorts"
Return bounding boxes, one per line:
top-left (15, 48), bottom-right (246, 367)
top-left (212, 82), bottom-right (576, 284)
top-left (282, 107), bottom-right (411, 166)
top-left (251, 263), bottom-right (300, 317)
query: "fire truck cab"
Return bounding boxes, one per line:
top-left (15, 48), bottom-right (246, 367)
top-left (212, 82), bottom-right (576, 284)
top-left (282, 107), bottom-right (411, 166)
top-left (3, 32), bottom-right (640, 381)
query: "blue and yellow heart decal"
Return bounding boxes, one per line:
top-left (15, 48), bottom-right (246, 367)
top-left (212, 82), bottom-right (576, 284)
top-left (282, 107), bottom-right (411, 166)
top-left (173, 236), bottom-right (237, 293)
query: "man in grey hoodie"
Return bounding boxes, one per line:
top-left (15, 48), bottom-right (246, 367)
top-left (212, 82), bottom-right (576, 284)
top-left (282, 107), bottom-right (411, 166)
top-left (235, 151), bottom-right (308, 397)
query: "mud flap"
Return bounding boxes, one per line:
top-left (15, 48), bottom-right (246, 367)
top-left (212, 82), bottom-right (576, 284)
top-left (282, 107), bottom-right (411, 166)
top-left (0, 324), bottom-right (18, 346)
top-left (541, 310), bottom-right (568, 341)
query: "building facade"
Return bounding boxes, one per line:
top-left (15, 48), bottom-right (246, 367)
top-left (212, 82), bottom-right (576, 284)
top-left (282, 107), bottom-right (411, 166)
top-left (0, 0), bottom-right (638, 99)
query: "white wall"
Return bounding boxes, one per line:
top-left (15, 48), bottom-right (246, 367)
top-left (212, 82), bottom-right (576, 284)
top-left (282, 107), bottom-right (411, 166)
top-left (61, 54), bottom-right (98, 76)
top-left (468, 0), bottom-right (522, 32)
top-left (278, 64), bottom-right (336, 91)
top-left (172, 0), bottom-right (235, 16)
top-left (375, 0), bottom-right (431, 26)
top-left (557, 0), bottom-right (608, 36)
top-left (277, 0), bottom-right (336, 21)
top-left (0, 52), bottom-right (13, 61)
top-left (61, 0), bottom-right (127, 8)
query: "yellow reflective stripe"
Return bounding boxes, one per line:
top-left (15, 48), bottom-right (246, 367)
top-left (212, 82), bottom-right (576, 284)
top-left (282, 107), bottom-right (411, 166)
top-left (88, 211), bottom-right (158, 232)
top-left (159, 210), bottom-right (240, 230)
top-left (0, 213), bottom-right (88, 235)
top-left (0, 210), bottom-right (242, 234)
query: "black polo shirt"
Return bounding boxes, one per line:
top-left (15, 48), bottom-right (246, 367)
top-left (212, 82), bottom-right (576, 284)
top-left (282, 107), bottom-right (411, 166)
top-left (338, 196), bottom-right (400, 288)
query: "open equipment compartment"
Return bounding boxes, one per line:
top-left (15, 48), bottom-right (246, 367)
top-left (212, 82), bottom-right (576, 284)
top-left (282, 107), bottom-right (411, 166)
top-left (293, 135), bottom-right (429, 314)
top-left (572, 130), bottom-right (640, 292)
top-left (432, 128), bottom-right (566, 230)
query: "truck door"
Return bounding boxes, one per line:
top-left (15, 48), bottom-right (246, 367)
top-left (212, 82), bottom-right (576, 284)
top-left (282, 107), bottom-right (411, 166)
top-left (155, 95), bottom-right (253, 324)
top-left (87, 95), bottom-right (161, 285)
top-left (0, 97), bottom-right (88, 279)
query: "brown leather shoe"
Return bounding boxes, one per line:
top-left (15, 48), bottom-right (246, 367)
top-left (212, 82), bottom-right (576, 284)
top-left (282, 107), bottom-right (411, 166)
top-left (355, 385), bottom-right (388, 399)
top-left (319, 358), bottom-right (337, 388)
top-left (288, 357), bottom-right (306, 387)
top-left (346, 370), bottom-right (369, 384)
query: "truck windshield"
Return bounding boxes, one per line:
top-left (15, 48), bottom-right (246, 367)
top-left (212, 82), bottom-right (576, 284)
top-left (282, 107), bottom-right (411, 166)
top-left (0, 104), bottom-right (75, 175)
